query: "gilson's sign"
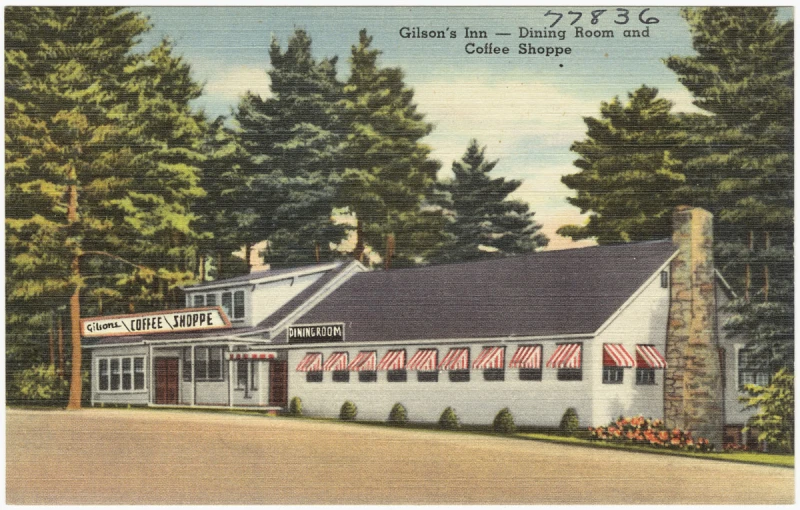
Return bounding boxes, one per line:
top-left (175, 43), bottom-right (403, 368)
top-left (81, 307), bottom-right (232, 338)
top-left (288, 323), bottom-right (345, 344)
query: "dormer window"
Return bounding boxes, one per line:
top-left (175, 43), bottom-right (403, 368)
top-left (221, 290), bottom-right (246, 321)
top-left (193, 295), bottom-right (204, 307)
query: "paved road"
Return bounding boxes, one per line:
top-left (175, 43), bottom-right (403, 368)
top-left (6, 408), bottom-right (794, 504)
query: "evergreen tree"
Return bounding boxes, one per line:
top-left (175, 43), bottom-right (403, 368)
top-left (665, 7), bottom-right (793, 369)
top-left (236, 29), bottom-right (347, 267)
top-left (433, 139), bottom-right (548, 263)
top-left (558, 86), bottom-right (688, 244)
top-left (338, 29), bottom-right (442, 265)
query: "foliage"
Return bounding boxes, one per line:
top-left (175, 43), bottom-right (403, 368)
top-left (388, 403), bottom-right (408, 425)
top-left (559, 86), bottom-right (688, 244)
top-left (559, 408), bottom-right (580, 435)
top-left (665, 7), bottom-right (794, 369)
top-left (338, 29), bottom-right (442, 264)
top-left (438, 406), bottom-right (460, 430)
top-left (339, 400), bottom-right (358, 421)
top-left (741, 368), bottom-right (794, 453)
top-left (433, 140), bottom-right (548, 263)
top-left (589, 415), bottom-right (714, 452)
top-left (10, 364), bottom-right (69, 402)
top-left (288, 396), bottom-right (303, 417)
top-left (492, 407), bottom-right (516, 434)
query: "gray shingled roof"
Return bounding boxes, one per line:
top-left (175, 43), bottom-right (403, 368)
top-left (289, 240), bottom-right (677, 343)
top-left (87, 261), bottom-right (350, 347)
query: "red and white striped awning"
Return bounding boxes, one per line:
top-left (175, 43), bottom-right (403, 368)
top-left (636, 345), bottom-right (667, 369)
top-left (603, 344), bottom-right (635, 367)
top-left (322, 351), bottom-right (348, 371)
top-left (546, 343), bottom-right (582, 369)
top-left (348, 351), bottom-right (377, 371)
top-left (377, 349), bottom-right (406, 371)
top-left (406, 349), bottom-right (438, 371)
top-left (438, 348), bottom-right (470, 371)
top-left (229, 351), bottom-right (277, 361)
top-left (295, 353), bottom-right (322, 372)
top-left (472, 346), bottom-right (505, 370)
top-left (508, 345), bottom-right (542, 369)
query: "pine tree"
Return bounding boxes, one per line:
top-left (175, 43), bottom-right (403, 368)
top-left (338, 29), bottom-right (442, 265)
top-left (433, 139), bottom-right (548, 263)
top-left (236, 29), bottom-right (347, 267)
top-left (665, 8), bottom-right (793, 369)
top-left (558, 86), bottom-right (688, 244)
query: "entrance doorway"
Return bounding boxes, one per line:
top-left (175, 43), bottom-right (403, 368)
top-left (269, 360), bottom-right (288, 407)
top-left (155, 358), bottom-right (179, 405)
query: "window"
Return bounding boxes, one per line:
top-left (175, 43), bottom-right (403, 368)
top-left (194, 347), bottom-right (224, 381)
top-left (250, 363), bottom-right (258, 390)
top-left (182, 348), bottom-right (192, 382)
top-left (358, 371), bottom-right (377, 383)
top-left (98, 356), bottom-right (145, 392)
top-left (603, 366), bottom-right (624, 384)
top-left (110, 359), bottom-right (120, 390)
top-left (738, 348), bottom-right (771, 389)
top-left (449, 370), bottom-right (470, 382)
top-left (483, 368), bottom-right (505, 381)
top-left (236, 360), bottom-right (248, 390)
top-left (98, 359), bottom-right (109, 390)
top-left (134, 358), bottom-right (145, 390)
top-left (388, 370), bottom-right (407, 382)
top-left (122, 358), bottom-right (132, 390)
top-left (332, 370), bottom-right (350, 383)
top-left (417, 371), bottom-right (438, 382)
top-left (557, 368), bottom-right (582, 381)
top-left (519, 368), bottom-right (542, 381)
top-left (636, 368), bottom-right (656, 385)
top-left (193, 294), bottom-right (204, 307)
top-left (206, 294), bottom-right (217, 306)
top-left (233, 290), bottom-right (245, 319)
top-left (660, 270), bottom-right (669, 288)
top-left (306, 371), bottom-right (323, 383)
top-left (221, 292), bottom-right (233, 318)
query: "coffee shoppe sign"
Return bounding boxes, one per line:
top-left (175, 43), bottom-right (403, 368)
top-left (81, 307), bottom-right (232, 337)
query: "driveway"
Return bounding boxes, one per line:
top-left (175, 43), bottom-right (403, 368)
top-left (6, 408), bottom-right (794, 504)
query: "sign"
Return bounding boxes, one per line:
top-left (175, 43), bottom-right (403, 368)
top-left (228, 351), bottom-right (278, 361)
top-left (81, 307), bottom-right (232, 338)
top-left (287, 323), bottom-right (345, 344)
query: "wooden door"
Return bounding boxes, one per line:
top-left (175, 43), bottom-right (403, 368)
top-left (268, 360), bottom-right (288, 407)
top-left (155, 358), bottom-right (179, 405)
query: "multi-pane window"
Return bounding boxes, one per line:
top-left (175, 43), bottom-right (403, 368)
top-left (602, 366), bottom-right (624, 384)
top-left (388, 370), bottom-right (407, 382)
top-left (236, 360), bottom-right (248, 390)
top-left (233, 290), bottom-right (245, 319)
top-left (221, 292), bottom-right (233, 318)
top-left (660, 270), bottom-right (669, 288)
top-left (206, 294), bottom-right (217, 306)
top-left (449, 370), bottom-right (470, 382)
top-left (306, 371), bottom-right (323, 383)
top-left (738, 349), bottom-right (771, 389)
top-left (359, 371), bottom-right (377, 383)
top-left (483, 369), bottom-right (505, 381)
top-left (194, 347), bottom-right (224, 381)
top-left (519, 368), bottom-right (542, 381)
top-left (636, 368), bottom-right (656, 385)
top-left (417, 371), bottom-right (438, 382)
top-left (557, 368), bottom-right (582, 381)
top-left (98, 357), bottom-right (145, 392)
top-left (332, 370), bottom-right (350, 383)
top-left (182, 348), bottom-right (193, 382)
top-left (193, 294), bottom-right (204, 307)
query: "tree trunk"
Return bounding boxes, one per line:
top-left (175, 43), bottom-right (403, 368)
top-left (315, 242), bottom-right (320, 264)
top-left (745, 230), bottom-right (753, 302)
top-left (354, 219), bottom-right (365, 262)
top-left (384, 233), bottom-right (395, 270)
top-left (57, 315), bottom-right (65, 378)
top-left (763, 231), bottom-right (770, 302)
top-left (216, 251), bottom-right (223, 279)
top-left (48, 315), bottom-right (55, 368)
top-left (66, 255), bottom-right (83, 410)
top-left (245, 243), bottom-right (252, 269)
top-left (199, 254), bottom-right (206, 282)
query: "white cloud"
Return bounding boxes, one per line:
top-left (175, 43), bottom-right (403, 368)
top-left (202, 65), bottom-right (272, 101)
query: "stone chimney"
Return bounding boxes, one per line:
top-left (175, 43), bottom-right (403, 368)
top-left (664, 206), bottom-right (723, 447)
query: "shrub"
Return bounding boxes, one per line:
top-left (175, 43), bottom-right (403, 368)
top-left (741, 368), bottom-right (794, 453)
top-left (288, 396), bottom-right (302, 417)
top-left (388, 403), bottom-right (408, 425)
top-left (492, 407), bottom-right (516, 434)
top-left (12, 364), bottom-right (69, 403)
top-left (339, 400), bottom-right (358, 421)
top-left (438, 406), bottom-right (459, 430)
top-left (588, 415), bottom-right (714, 452)
top-left (559, 407), bottom-right (579, 435)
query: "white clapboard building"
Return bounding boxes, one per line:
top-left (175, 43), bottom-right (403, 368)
top-left (85, 208), bottom-right (765, 445)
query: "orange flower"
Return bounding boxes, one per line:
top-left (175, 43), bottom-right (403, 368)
top-left (671, 437), bottom-right (681, 446)
top-left (626, 431), bottom-right (635, 440)
top-left (672, 427), bottom-right (681, 437)
top-left (658, 431), bottom-right (669, 441)
top-left (686, 439), bottom-right (694, 447)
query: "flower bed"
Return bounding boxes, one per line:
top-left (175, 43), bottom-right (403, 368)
top-left (589, 416), bottom-right (714, 452)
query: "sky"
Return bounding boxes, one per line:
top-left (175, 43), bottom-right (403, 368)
top-left (135, 6), bottom-right (790, 250)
